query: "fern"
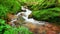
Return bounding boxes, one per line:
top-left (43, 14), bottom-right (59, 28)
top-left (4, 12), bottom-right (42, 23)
top-left (4, 26), bottom-right (33, 34)
top-left (32, 7), bottom-right (60, 22)
top-left (0, 0), bottom-right (21, 18)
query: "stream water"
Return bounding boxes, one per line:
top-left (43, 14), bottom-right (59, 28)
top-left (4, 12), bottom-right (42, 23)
top-left (9, 6), bottom-right (60, 34)
top-left (10, 6), bottom-right (46, 26)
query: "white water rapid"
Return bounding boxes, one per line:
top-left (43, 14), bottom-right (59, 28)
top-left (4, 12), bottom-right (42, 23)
top-left (10, 6), bottom-right (46, 26)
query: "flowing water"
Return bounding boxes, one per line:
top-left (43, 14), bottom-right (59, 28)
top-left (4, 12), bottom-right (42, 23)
top-left (10, 6), bottom-right (46, 26)
top-left (9, 6), bottom-right (60, 34)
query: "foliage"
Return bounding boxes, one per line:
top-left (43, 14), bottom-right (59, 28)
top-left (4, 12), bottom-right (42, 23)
top-left (19, 0), bottom-right (56, 10)
top-left (0, 0), bottom-right (21, 18)
top-left (32, 7), bottom-right (60, 24)
top-left (0, 19), bottom-right (5, 34)
top-left (0, 19), bottom-right (11, 34)
top-left (4, 26), bottom-right (33, 34)
top-left (57, 0), bottom-right (60, 7)
top-left (0, 19), bottom-right (33, 34)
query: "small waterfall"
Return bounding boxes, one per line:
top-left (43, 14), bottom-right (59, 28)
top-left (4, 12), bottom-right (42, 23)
top-left (10, 6), bottom-right (46, 26)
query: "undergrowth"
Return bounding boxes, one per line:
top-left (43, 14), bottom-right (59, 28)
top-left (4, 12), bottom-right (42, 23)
top-left (0, 0), bottom-right (21, 18)
top-left (0, 19), bottom-right (33, 34)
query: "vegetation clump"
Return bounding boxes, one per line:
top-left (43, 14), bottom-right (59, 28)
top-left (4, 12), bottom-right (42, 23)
top-left (0, 0), bottom-right (21, 18)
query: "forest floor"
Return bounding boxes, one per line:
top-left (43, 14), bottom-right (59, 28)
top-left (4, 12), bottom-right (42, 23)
top-left (25, 22), bottom-right (60, 34)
